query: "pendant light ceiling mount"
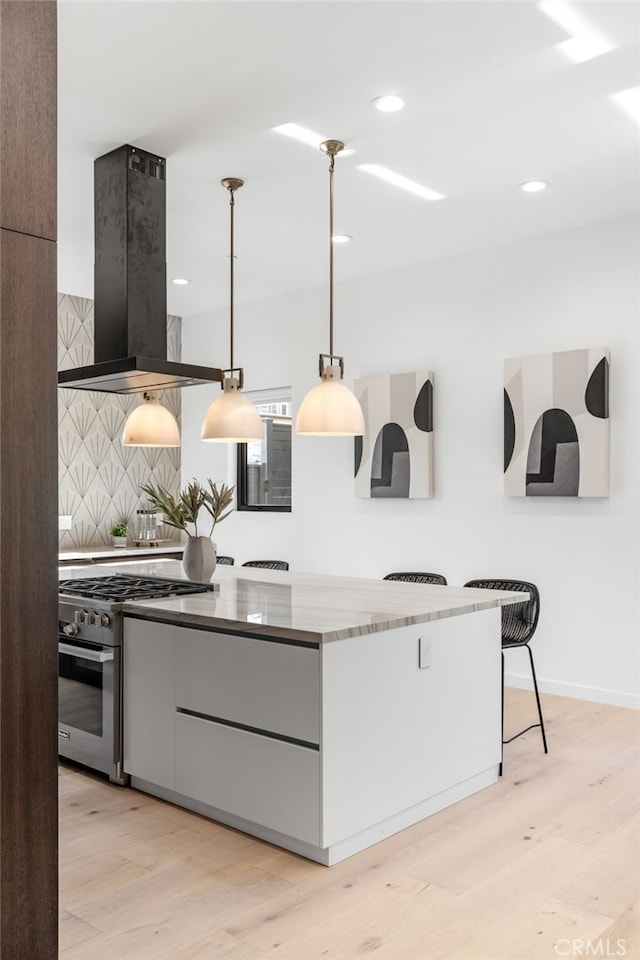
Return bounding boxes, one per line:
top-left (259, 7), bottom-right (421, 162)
top-left (201, 176), bottom-right (263, 443)
top-left (295, 139), bottom-right (365, 437)
top-left (321, 139), bottom-right (344, 159)
top-left (221, 176), bottom-right (244, 192)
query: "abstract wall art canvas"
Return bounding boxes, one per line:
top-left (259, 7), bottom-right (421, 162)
top-left (504, 347), bottom-right (609, 497)
top-left (354, 371), bottom-right (434, 499)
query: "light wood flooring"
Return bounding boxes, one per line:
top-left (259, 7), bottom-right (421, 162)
top-left (59, 689), bottom-right (639, 960)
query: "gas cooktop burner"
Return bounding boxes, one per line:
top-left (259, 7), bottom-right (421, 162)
top-left (59, 573), bottom-right (215, 603)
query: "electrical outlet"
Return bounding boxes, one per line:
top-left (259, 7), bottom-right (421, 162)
top-left (58, 515), bottom-right (72, 530)
top-left (419, 636), bottom-right (431, 669)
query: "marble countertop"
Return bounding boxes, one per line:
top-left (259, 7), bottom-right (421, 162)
top-left (57, 559), bottom-right (526, 644)
top-left (59, 544), bottom-right (184, 562)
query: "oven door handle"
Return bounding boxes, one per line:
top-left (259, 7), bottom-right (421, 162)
top-left (58, 642), bottom-right (114, 663)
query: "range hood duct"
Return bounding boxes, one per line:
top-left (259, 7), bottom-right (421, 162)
top-left (58, 144), bottom-right (222, 394)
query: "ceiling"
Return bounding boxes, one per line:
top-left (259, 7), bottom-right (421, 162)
top-left (58, 1), bottom-right (640, 318)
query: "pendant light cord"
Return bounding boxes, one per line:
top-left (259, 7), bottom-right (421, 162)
top-left (221, 177), bottom-right (244, 383)
top-left (328, 151), bottom-right (335, 359)
top-left (229, 185), bottom-right (236, 372)
top-left (320, 140), bottom-right (343, 366)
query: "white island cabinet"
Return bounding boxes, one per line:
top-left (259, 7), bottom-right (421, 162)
top-left (122, 567), bottom-right (525, 865)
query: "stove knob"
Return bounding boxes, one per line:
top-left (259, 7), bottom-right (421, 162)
top-left (97, 613), bottom-right (110, 628)
top-left (62, 622), bottom-right (79, 637)
top-left (73, 611), bottom-right (83, 625)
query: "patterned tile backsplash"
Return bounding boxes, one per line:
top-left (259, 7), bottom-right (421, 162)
top-left (58, 293), bottom-right (182, 548)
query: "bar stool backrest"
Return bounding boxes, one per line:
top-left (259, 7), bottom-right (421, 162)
top-left (464, 579), bottom-right (539, 647)
top-left (384, 571), bottom-right (447, 586)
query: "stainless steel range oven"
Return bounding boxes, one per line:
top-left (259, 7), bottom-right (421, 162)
top-left (58, 574), bottom-right (214, 783)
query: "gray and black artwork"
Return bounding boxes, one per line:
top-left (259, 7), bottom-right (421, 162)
top-left (371, 423), bottom-right (410, 498)
top-left (354, 371), bottom-right (434, 499)
top-left (504, 347), bottom-right (609, 498)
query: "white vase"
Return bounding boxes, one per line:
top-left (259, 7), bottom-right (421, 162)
top-left (112, 536), bottom-right (128, 548)
top-left (182, 536), bottom-right (216, 581)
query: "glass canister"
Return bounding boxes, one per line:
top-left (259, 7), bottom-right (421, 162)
top-left (135, 509), bottom-right (160, 541)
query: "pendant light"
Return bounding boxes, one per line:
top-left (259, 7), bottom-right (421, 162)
top-left (201, 178), bottom-right (263, 443)
top-left (122, 392), bottom-right (180, 447)
top-left (295, 140), bottom-right (365, 437)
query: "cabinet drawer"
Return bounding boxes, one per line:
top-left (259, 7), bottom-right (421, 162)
top-left (175, 713), bottom-right (320, 844)
top-left (175, 628), bottom-right (319, 744)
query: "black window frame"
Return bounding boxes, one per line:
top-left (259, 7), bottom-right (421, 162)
top-left (236, 395), bottom-right (292, 513)
top-left (236, 444), bottom-right (291, 513)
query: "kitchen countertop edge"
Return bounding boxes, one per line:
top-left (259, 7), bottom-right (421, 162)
top-left (121, 591), bottom-right (525, 644)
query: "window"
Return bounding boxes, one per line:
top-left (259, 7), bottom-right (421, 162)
top-left (237, 391), bottom-right (292, 512)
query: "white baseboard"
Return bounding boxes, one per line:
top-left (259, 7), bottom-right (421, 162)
top-left (505, 672), bottom-right (640, 711)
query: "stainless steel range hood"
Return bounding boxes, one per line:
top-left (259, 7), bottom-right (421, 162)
top-left (58, 144), bottom-right (222, 394)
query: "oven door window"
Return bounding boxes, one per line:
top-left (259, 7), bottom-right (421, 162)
top-left (59, 649), bottom-right (104, 737)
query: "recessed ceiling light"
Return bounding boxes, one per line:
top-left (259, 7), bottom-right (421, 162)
top-left (332, 234), bottom-right (352, 244)
top-left (371, 95), bottom-right (405, 113)
top-left (612, 87), bottom-right (640, 128)
top-left (357, 164), bottom-right (445, 201)
top-left (537, 1), bottom-right (613, 63)
top-left (171, 277), bottom-right (190, 285)
top-left (519, 180), bottom-right (550, 193)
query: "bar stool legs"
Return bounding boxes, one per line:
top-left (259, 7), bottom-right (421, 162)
top-left (501, 643), bottom-right (548, 776)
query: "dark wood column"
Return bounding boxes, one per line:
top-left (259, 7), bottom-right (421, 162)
top-left (0, 2), bottom-right (58, 958)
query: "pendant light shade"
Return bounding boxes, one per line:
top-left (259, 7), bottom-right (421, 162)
top-left (201, 376), bottom-right (263, 442)
top-left (201, 178), bottom-right (263, 443)
top-left (295, 140), bottom-right (364, 438)
top-left (295, 365), bottom-right (365, 436)
top-left (122, 392), bottom-right (180, 447)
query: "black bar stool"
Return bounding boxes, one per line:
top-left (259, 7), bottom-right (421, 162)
top-left (464, 578), bottom-right (548, 772)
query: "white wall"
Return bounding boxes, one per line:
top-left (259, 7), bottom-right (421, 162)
top-left (182, 217), bottom-right (640, 708)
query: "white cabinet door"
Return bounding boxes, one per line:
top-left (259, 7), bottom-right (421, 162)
top-left (175, 712), bottom-right (320, 844)
top-left (122, 618), bottom-right (176, 788)
top-left (175, 628), bottom-right (320, 744)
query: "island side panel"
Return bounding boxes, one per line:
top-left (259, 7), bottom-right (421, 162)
top-left (123, 618), bottom-right (176, 790)
top-left (320, 607), bottom-right (502, 850)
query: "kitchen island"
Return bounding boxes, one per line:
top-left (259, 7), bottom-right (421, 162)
top-left (69, 560), bottom-right (525, 866)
